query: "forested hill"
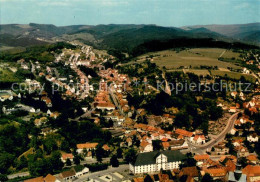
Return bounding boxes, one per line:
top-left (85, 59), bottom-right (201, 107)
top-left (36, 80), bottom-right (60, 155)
top-left (0, 23), bottom-right (259, 59)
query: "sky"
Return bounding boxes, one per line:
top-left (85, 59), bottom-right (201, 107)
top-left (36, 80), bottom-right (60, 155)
top-left (0, 0), bottom-right (259, 27)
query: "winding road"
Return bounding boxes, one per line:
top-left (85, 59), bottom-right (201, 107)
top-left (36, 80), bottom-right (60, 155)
top-left (188, 112), bottom-right (239, 154)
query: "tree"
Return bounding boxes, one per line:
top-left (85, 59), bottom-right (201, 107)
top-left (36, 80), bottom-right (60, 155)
top-left (208, 106), bottom-right (223, 120)
top-left (0, 174), bottom-right (8, 182)
top-left (60, 140), bottom-right (70, 153)
top-left (201, 173), bottom-right (213, 182)
top-left (124, 148), bottom-right (136, 163)
top-left (0, 153), bottom-right (14, 174)
top-left (73, 155), bottom-right (81, 165)
top-left (49, 151), bottom-right (64, 172)
top-left (152, 140), bottom-right (162, 151)
top-left (110, 155), bottom-right (119, 167)
top-left (65, 158), bottom-right (72, 166)
top-left (95, 145), bottom-right (105, 163)
top-left (43, 137), bottom-right (57, 155)
top-left (16, 156), bottom-right (28, 170)
top-left (116, 148), bottom-right (123, 158)
top-left (28, 158), bottom-right (50, 176)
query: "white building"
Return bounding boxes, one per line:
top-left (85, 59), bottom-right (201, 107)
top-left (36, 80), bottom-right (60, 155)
top-left (247, 134), bottom-right (259, 142)
top-left (129, 150), bottom-right (185, 174)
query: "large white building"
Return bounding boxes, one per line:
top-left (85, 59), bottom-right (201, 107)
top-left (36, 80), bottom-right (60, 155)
top-left (129, 150), bottom-right (185, 174)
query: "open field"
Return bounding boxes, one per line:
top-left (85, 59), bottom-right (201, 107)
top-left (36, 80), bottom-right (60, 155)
top-left (167, 69), bottom-right (256, 82)
top-left (0, 67), bottom-right (20, 82)
top-left (183, 69), bottom-right (210, 76)
top-left (188, 48), bottom-right (240, 59)
top-left (211, 70), bottom-right (256, 82)
top-left (132, 48), bottom-right (241, 69)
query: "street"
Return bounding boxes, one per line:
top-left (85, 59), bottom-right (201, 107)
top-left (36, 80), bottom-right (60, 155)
top-left (188, 112), bottom-right (239, 154)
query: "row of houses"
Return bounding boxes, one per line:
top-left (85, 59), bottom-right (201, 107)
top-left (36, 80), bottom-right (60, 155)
top-left (24, 166), bottom-right (89, 182)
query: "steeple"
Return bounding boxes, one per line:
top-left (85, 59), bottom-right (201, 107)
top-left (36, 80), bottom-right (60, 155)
top-left (234, 152), bottom-right (242, 181)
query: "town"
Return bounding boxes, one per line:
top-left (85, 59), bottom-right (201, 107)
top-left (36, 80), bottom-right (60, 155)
top-left (0, 37), bottom-right (259, 182)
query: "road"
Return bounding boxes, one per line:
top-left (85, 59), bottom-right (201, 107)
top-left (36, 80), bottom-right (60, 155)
top-left (73, 165), bottom-right (129, 182)
top-left (7, 172), bottom-right (30, 180)
top-left (188, 112), bottom-right (239, 154)
top-left (109, 89), bottom-right (125, 116)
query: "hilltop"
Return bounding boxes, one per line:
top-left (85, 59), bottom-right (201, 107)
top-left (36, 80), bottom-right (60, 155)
top-left (0, 23), bottom-right (259, 55)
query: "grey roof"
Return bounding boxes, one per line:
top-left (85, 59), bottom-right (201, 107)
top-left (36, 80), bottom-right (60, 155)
top-left (133, 150), bottom-right (186, 166)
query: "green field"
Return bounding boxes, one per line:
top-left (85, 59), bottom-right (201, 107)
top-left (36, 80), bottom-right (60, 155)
top-left (167, 69), bottom-right (256, 82)
top-left (133, 48), bottom-right (241, 69)
top-left (183, 69), bottom-right (210, 76)
top-left (211, 70), bottom-right (256, 82)
top-left (0, 67), bottom-right (20, 82)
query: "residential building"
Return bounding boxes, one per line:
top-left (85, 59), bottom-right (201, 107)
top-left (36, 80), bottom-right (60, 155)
top-left (61, 153), bottom-right (74, 163)
top-left (194, 154), bottom-right (210, 167)
top-left (242, 165), bottom-right (260, 182)
top-left (247, 133), bottom-right (259, 142)
top-left (76, 142), bottom-right (98, 154)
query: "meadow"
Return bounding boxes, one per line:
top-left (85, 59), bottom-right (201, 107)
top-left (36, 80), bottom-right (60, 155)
top-left (133, 48), bottom-right (241, 70)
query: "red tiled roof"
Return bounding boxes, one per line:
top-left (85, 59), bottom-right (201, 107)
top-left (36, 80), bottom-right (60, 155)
top-left (175, 129), bottom-right (193, 137)
top-left (61, 153), bottom-right (74, 160)
top-left (24, 176), bottom-right (44, 182)
top-left (194, 154), bottom-right (209, 161)
top-left (77, 142), bottom-right (98, 149)
top-left (242, 165), bottom-right (260, 177)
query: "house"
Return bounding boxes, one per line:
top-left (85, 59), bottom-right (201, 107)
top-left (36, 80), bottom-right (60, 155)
top-left (44, 174), bottom-right (61, 182)
top-left (24, 176), bottom-right (44, 182)
top-left (194, 154), bottom-right (210, 167)
top-left (24, 174), bottom-right (61, 182)
top-left (41, 127), bottom-right (57, 136)
top-left (247, 155), bottom-right (258, 164)
top-left (76, 142), bottom-right (98, 154)
top-left (234, 146), bottom-right (249, 157)
top-left (178, 166), bottom-right (199, 181)
top-left (230, 128), bottom-right (238, 135)
top-left (214, 145), bottom-right (229, 155)
top-left (61, 153), bottom-right (74, 163)
top-left (232, 139), bottom-right (243, 147)
top-left (231, 92), bottom-right (238, 98)
top-left (169, 139), bottom-right (188, 150)
top-left (162, 142), bottom-right (170, 150)
top-left (96, 103), bottom-right (115, 111)
top-left (202, 168), bottom-right (227, 180)
top-left (229, 107), bottom-right (237, 113)
top-left (140, 141), bottom-right (153, 153)
top-left (129, 150), bottom-right (185, 174)
top-left (0, 90), bottom-right (14, 102)
top-left (247, 133), bottom-right (259, 142)
top-left (192, 135), bottom-right (206, 144)
top-left (102, 144), bottom-right (110, 151)
top-left (73, 165), bottom-right (89, 178)
top-left (60, 169), bottom-right (76, 181)
top-left (242, 165), bottom-right (260, 182)
top-left (175, 129), bottom-right (193, 138)
top-left (126, 137), bottom-right (133, 146)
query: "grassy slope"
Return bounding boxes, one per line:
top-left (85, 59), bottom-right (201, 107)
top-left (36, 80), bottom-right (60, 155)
top-left (131, 48), bottom-right (241, 69)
